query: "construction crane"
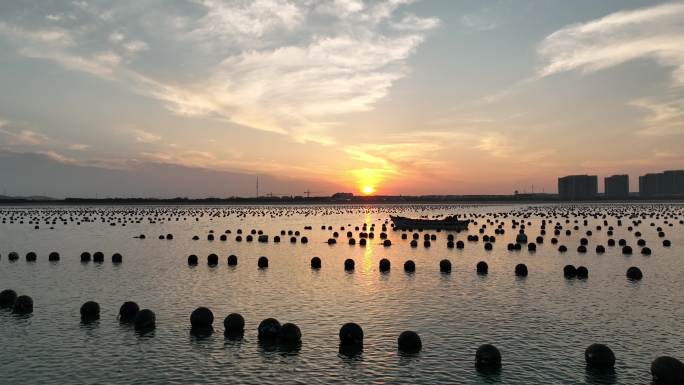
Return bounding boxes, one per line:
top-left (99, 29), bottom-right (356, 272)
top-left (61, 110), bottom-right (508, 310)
top-left (303, 190), bottom-right (320, 198)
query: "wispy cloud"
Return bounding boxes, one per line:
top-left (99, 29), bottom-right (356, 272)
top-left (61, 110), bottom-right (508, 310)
top-left (630, 97), bottom-right (684, 135)
top-left (0, 1), bottom-right (439, 144)
top-left (537, 2), bottom-right (684, 84)
top-left (131, 128), bottom-right (162, 143)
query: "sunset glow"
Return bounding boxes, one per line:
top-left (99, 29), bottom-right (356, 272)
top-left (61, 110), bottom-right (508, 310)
top-left (0, 1), bottom-right (682, 197)
top-left (362, 185), bottom-right (376, 195)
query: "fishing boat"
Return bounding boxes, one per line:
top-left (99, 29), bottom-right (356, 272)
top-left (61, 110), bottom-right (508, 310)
top-left (390, 215), bottom-right (470, 230)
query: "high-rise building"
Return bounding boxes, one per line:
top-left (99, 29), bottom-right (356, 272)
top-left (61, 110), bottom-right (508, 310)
top-left (639, 170), bottom-right (684, 197)
top-left (558, 175), bottom-right (598, 200)
top-left (605, 174), bottom-right (629, 198)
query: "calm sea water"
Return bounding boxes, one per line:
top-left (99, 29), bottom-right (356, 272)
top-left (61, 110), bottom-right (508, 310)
top-left (0, 203), bottom-right (682, 384)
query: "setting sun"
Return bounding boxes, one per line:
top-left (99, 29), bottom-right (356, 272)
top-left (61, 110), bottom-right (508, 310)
top-left (362, 185), bottom-right (376, 195)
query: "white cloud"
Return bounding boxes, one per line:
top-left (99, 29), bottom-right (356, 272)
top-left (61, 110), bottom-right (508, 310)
top-left (537, 2), bottom-right (684, 84)
top-left (132, 128), bottom-right (162, 143)
top-left (630, 97), bottom-right (684, 136)
top-left (0, 1), bottom-right (439, 144)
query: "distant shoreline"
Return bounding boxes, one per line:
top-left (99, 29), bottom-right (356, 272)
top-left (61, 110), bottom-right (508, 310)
top-left (1, 194), bottom-right (683, 206)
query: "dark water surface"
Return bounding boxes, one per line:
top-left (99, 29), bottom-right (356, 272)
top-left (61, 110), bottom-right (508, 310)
top-left (0, 203), bottom-right (682, 384)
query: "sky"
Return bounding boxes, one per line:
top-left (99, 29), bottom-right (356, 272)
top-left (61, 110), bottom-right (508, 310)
top-left (0, 0), bottom-right (683, 198)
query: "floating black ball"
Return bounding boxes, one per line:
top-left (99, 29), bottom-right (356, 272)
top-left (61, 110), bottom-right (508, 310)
top-left (475, 344), bottom-right (502, 369)
top-left (344, 259), bottom-right (355, 271)
top-left (398, 331), bottom-right (422, 353)
top-left (8, 252), bottom-right (19, 261)
top-left (476, 261), bottom-right (488, 275)
top-left (26, 252), bottom-right (37, 262)
top-left (311, 257), bottom-right (321, 269)
top-left (596, 245), bottom-right (605, 253)
top-left (119, 301), bottom-right (139, 322)
top-left (80, 301), bottom-right (100, 322)
top-left (190, 307), bottom-right (214, 331)
top-left (515, 264), bottom-right (528, 277)
top-left (207, 254), bottom-right (219, 266)
top-left (339, 322), bottom-right (363, 347)
top-left (576, 266), bottom-right (588, 279)
top-left (12, 295), bottom-right (33, 315)
top-left (626, 266), bottom-right (643, 280)
top-left (258, 318), bottom-right (281, 341)
top-left (112, 253), bottom-right (123, 264)
top-left (563, 265), bottom-right (577, 278)
top-left (651, 356), bottom-right (684, 384)
top-left (0, 289), bottom-right (17, 308)
top-left (404, 260), bottom-right (415, 273)
top-left (227, 254), bottom-right (238, 266)
top-left (258, 256), bottom-right (268, 269)
top-left (93, 252), bottom-right (104, 263)
top-left (641, 247), bottom-right (651, 255)
top-left (439, 259), bottom-right (452, 273)
top-left (134, 309), bottom-right (156, 331)
top-left (456, 240), bottom-right (464, 249)
top-left (585, 344), bottom-right (615, 368)
top-left (188, 254), bottom-right (198, 265)
top-left (558, 245), bottom-right (567, 253)
top-left (663, 239), bottom-right (671, 247)
top-left (527, 243), bottom-right (536, 252)
top-left (484, 242), bottom-right (493, 250)
top-left (48, 252), bottom-right (60, 262)
top-left (622, 245), bottom-right (633, 255)
top-left (279, 323), bottom-right (302, 345)
top-left (224, 313), bottom-right (245, 335)
top-left (379, 258), bottom-right (391, 273)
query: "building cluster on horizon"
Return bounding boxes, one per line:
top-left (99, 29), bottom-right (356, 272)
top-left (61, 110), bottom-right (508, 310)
top-left (558, 170), bottom-right (684, 200)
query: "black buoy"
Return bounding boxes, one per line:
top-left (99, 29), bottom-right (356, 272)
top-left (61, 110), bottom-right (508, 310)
top-left (339, 322), bottom-right (363, 347)
top-left (626, 266), bottom-right (643, 280)
top-left (48, 252), bottom-right (60, 262)
top-left (8, 252), bottom-right (19, 261)
top-left (651, 356), bottom-right (684, 384)
top-left (119, 301), bottom-right (139, 322)
top-left (134, 309), bottom-right (156, 331)
top-left (279, 323), bottom-right (302, 345)
top-left (227, 254), bottom-right (238, 266)
top-left (379, 258), bottom-right (391, 273)
top-left (641, 247), bottom-right (651, 255)
top-left (258, 256), bottom-right (268, 269)
top-left (476, 261), bottom-right (488, 275)
top-left (190, 307), bottom-right (214, 331)
top-left (576, 266), bottom-right (588, 279)
top-left (258, 318), bottom-right (281, 341)
top-left (585, 343), bottom-right (615, 368)
top-left (188, 254), bottom-right (198, 265)
top-left (112, 253), bottom-right (123, 264)
top-left (596, 245), bottom-right (605, 253)
top-left (207, 254), bottom-right (219, 266)
top-left (456, 240), bottom-right (464, 249)
top-left (224, 313), bottom-right (245, 336)
top-left (80, 252), bottom-right (91, 262)
top-left (93, 252), bottom-right (104, 263)
top-left (475, 344), bottom-right (502, 370)
top-left (404, 260), bottom-right (416, 273)
top-left (663, 239), bottom-right (671, 247)
top-left (26, 252), bottom-right (37, 262)
top-left (563, 265), bottom-right (577, 278)
top-left (515, 264), bottom-right (528, 277)
top-left (622, 245), bottom-right (633, 255)
top-left (80, 301), bottom-right (100, 322)
top-left (439, 259), bottom-right (452, 273)
top-left (311, 257), bottom-right (321, 269)
top-left (344, 259), bottom-right (355, 271)
top-left (398, 331), bottom-right (422, 353)
top-left (0, 289), bottom-right (17, 308)
top-left (12, 295), bottom-right (33, 315)
top-left (558, 245), bottom-right (567, 253)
